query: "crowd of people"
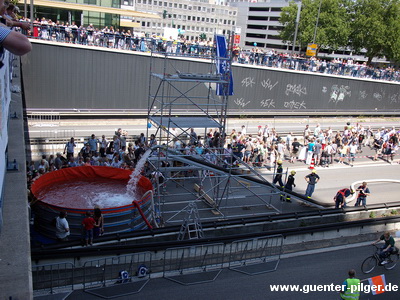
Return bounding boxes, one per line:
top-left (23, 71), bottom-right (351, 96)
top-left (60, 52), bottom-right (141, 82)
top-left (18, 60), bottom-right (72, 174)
top-left (27, 122), bottom-right (399, 190)
top-left (8, 14), bottom-right (399, 82)
top-left (27, 121), bottom-right (399, 243)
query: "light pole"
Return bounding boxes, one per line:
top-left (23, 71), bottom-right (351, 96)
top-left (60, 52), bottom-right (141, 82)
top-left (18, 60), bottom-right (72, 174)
top-left (291, 0), bottom-right (302, 56)
top-left (312, 0), bottom-right (322, 44)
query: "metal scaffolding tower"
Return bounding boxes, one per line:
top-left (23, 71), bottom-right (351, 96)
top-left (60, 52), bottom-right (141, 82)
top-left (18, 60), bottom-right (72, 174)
top-left (146, 39), bottom-right (281, 228)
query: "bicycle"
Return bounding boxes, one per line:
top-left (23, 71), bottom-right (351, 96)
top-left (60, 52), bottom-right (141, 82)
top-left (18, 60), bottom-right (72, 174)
top-left (361, 244), bottom-right (399, 274)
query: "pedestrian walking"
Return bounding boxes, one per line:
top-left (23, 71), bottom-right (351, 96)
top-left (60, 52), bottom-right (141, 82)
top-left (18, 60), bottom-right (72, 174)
top-left (304, 169), bottom-right (320, 198)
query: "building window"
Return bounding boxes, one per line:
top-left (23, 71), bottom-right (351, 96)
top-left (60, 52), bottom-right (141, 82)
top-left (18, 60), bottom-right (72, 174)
top-left (249, 7), bottom-right (269, 12)
top-left (164, 2), bottom-right (167, 7)
top-left (271, 7), bottom-right (282, 12)
top-left (246, 33), bottom-right (266, 39)
top-left (270, 16), bottom-right (280, 21)
top-left (248, 16), bottom-right (269, 21)
top-left (248, 24), bottom-right (267, 30)
top-left (188, 16), bottom-right (191, 20)
top-left (179, 4), bottom-right (182, 8)
top-left (197, 17), bottom-right (200, 21)
top-left (174, 3), bottom-right (177, 8)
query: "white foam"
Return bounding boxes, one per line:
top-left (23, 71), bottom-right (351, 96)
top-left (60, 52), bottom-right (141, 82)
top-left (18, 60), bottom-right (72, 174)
top-left (127, 149), bottom-right (152, 197)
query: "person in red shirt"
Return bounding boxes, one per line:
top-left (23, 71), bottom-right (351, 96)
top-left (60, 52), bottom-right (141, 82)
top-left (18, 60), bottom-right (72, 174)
top-left (82, 211), bottom-right (95, 246)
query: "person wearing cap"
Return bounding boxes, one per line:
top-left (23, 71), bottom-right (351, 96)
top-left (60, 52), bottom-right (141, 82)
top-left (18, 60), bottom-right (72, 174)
top-left (355, 182), bottom-right (370, 206)
top-left (334, 187), bottom-right (354, 208)
top-left (284, 170), bottom-right (296, 202)
top-left (304, 169), bottom-right (320, 198)
top-left (273, 160), bottom-right (284, 187)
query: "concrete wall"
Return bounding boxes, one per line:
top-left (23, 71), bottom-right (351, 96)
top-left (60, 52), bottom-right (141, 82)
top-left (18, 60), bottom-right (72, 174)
top-left (22, 41), bottom-right (400, 115)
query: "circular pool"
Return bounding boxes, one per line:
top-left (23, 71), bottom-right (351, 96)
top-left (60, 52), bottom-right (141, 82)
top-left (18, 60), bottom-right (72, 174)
top-left (31, 166), bottom-right (154, 239)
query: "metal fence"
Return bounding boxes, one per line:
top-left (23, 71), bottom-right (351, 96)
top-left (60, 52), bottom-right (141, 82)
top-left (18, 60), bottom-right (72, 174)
top-left (33, 235), bottom-right (284, 295)
top-left (228, 235), bottom-right (283, 275)
top-left (29, 112), bottom-right (60, 127)
top-left (32, 262), bottom-right (75, 294)
top-left (82, 252), bottom-right (152, 291)
top-left (163, 243), bottom-right (225, 285)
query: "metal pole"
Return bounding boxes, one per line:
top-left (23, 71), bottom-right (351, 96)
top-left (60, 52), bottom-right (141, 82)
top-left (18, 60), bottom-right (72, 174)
top-left (292, 0), bottom-right (302, 56)
top-left (30, 0), bottom-right (33, 30)
top-left (312, 0), bottom-right (322, 44)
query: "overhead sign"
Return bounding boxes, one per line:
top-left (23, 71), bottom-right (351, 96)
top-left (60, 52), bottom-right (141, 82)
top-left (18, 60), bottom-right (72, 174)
top-left (306, 43), bottom-right (318, 56)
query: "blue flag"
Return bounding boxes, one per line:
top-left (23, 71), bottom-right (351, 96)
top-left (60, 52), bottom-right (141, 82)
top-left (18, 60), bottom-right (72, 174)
top-left (215, 34), bottom-right (234, 96)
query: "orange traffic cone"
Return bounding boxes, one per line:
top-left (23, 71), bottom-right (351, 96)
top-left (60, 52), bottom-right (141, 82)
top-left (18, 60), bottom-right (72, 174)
top-left (309, 157), bottom-right (315, 170)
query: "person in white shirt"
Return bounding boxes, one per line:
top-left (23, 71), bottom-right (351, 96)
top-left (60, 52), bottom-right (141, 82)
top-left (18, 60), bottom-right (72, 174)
top-left (55, 211), bottom-right (70, 241)
top-left (348, 141), bottom-right (358, 167)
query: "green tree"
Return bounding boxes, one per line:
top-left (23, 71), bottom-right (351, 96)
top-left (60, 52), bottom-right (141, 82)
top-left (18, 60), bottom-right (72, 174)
top-left (279, 0), bottom-right (351, 53)
top-left (384, 1), bottom-right (400, 64)
top-left (350, 0), bottom-right (387, 64)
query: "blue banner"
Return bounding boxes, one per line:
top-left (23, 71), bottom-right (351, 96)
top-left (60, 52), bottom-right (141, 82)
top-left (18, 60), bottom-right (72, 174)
top-left (215, 34), bottom-right (234, 96)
